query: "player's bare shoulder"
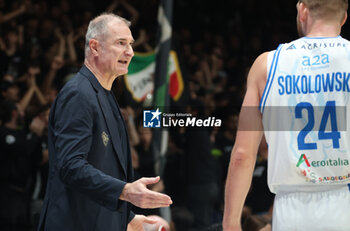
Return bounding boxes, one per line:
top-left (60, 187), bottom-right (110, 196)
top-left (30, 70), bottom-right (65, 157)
top-left (247, 52), bottom-right (270, 100)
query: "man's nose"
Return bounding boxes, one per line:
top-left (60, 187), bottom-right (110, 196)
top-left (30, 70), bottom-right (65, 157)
top-left (125, 45), bottom-right (134, 57)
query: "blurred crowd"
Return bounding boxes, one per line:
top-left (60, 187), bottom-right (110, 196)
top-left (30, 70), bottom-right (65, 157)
top-left (2, 0), bottom-right (348, 231)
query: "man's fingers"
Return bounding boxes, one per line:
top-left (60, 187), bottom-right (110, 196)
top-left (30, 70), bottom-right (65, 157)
top-left (143, 217), bottom-right (157, 224)
top-left (139, 202), bottom-right (172, 209)
top-left (129, 177), bottom-right (173, 209)
top-left (140, 176), bottom-right (160, 185)
top-left (146, 190), bottom-right (172, 204)
top-left (144, 203), bottom-right (173, 209)
top-left (138, 191), bottom-right (173, 208)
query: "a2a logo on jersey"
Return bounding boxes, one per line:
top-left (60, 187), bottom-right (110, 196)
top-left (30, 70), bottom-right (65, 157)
top-left (301, 53), bottom-right (329, 67)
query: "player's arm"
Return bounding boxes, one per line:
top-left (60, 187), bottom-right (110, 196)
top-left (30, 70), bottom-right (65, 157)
top-left (222, 52), bottom-right (268, 231)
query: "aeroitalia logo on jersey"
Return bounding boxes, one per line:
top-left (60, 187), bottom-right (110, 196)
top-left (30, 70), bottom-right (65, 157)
top-left (297, 154), bottom-right (350, 183)
top-left (297, 154), bottom-right (349, 168)
top-left (297, 154), bottom-right (310, 167)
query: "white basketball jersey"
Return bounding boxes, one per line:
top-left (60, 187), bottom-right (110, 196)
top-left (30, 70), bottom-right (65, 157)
top-left (260, 36), bottom-right (350, 193)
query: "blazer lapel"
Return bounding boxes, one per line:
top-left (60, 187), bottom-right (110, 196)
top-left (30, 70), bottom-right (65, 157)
top-left (97, 92), bottom-right (127, 174)
top-left (79, 65), bottom-right (127, 176)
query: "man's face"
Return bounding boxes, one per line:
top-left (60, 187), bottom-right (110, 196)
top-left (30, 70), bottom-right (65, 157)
top-left (99, 21), bottom-right (134, 76)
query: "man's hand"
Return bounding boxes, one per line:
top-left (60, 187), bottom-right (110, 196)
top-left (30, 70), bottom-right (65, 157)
top-left (28, 66), bottom-right (41, 77)
top-left (30, 116), bottom-right (45, 136)
top-left (51, 56), bottom-right (64, 70)
top-left (127, 215), bottom-right (157, 231)
top-left (120, 176), bottom-right (172, 208)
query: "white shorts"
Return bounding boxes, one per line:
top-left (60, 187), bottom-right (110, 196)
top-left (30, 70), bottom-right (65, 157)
top-left (272, 185), bottom-right (350, 231)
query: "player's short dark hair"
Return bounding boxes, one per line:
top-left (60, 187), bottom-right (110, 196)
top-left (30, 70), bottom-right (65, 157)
top-left (299, 0), bottom-right (348, 21)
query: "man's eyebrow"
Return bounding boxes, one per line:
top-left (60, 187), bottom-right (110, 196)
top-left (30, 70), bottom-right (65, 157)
top-left (116, 38), bottom-right (135, 43)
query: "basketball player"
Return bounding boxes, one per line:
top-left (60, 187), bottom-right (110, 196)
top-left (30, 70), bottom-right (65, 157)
top-left (223, 0), bottom-right (350, 230)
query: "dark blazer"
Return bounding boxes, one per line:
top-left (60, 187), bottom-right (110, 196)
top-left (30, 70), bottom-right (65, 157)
top-left (37, 65), bottom-right (135, 231)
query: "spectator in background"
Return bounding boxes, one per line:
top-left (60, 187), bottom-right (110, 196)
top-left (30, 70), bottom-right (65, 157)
top-left (30, 106), bottom-right (50, 229)
top-left (1, 80), bottom-right (20, 102)
top-left (185, 100), bottom-right (220, 230)
top-left (106, 0), bottom-right (139, 26)
top-left (0, 0), bottom-right (27, 25)
top-left (212, 113), bottom-right (238, 216)
top-left (0, 27), bottom-right (24, 78)
top-left (0, 100), bottom-right (45, 231)
top-left (1, 64), bottom-right (47, 118)
top-left (40, 56), bottom-right (64, 104)
top-left (244, 137), bottom-right (274, 217)
top-left (136, 126), bottom-right (156, 178)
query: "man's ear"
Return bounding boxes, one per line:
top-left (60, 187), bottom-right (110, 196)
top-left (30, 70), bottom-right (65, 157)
top-left (89, 39), bottom-right (100, 56)
top-left (298, 2), bottom-right (309, 23)
top-left (341, 11), bottom-right (347, 26)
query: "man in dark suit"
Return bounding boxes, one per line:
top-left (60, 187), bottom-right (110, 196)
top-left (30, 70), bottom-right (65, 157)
top-left (37, 13), bottom-right (172, 231)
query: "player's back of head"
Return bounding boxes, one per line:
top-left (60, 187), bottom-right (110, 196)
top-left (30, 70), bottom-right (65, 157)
top-left (299, 0), bottom-right (348, 22)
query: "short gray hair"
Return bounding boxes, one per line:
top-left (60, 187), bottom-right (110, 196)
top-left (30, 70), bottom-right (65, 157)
top-left (84, 13), bottom-right (131, 57)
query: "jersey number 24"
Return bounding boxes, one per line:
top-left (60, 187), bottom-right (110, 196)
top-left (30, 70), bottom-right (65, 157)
top-left (295, 101), bottom-right (341, 150)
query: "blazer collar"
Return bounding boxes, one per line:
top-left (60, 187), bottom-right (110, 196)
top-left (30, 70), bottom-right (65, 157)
top-left (79, 65), bottom-right (102, 92)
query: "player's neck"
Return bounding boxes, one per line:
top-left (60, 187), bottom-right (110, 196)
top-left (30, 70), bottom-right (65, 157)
top-left (305, 21), bottom-right (341, 38)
